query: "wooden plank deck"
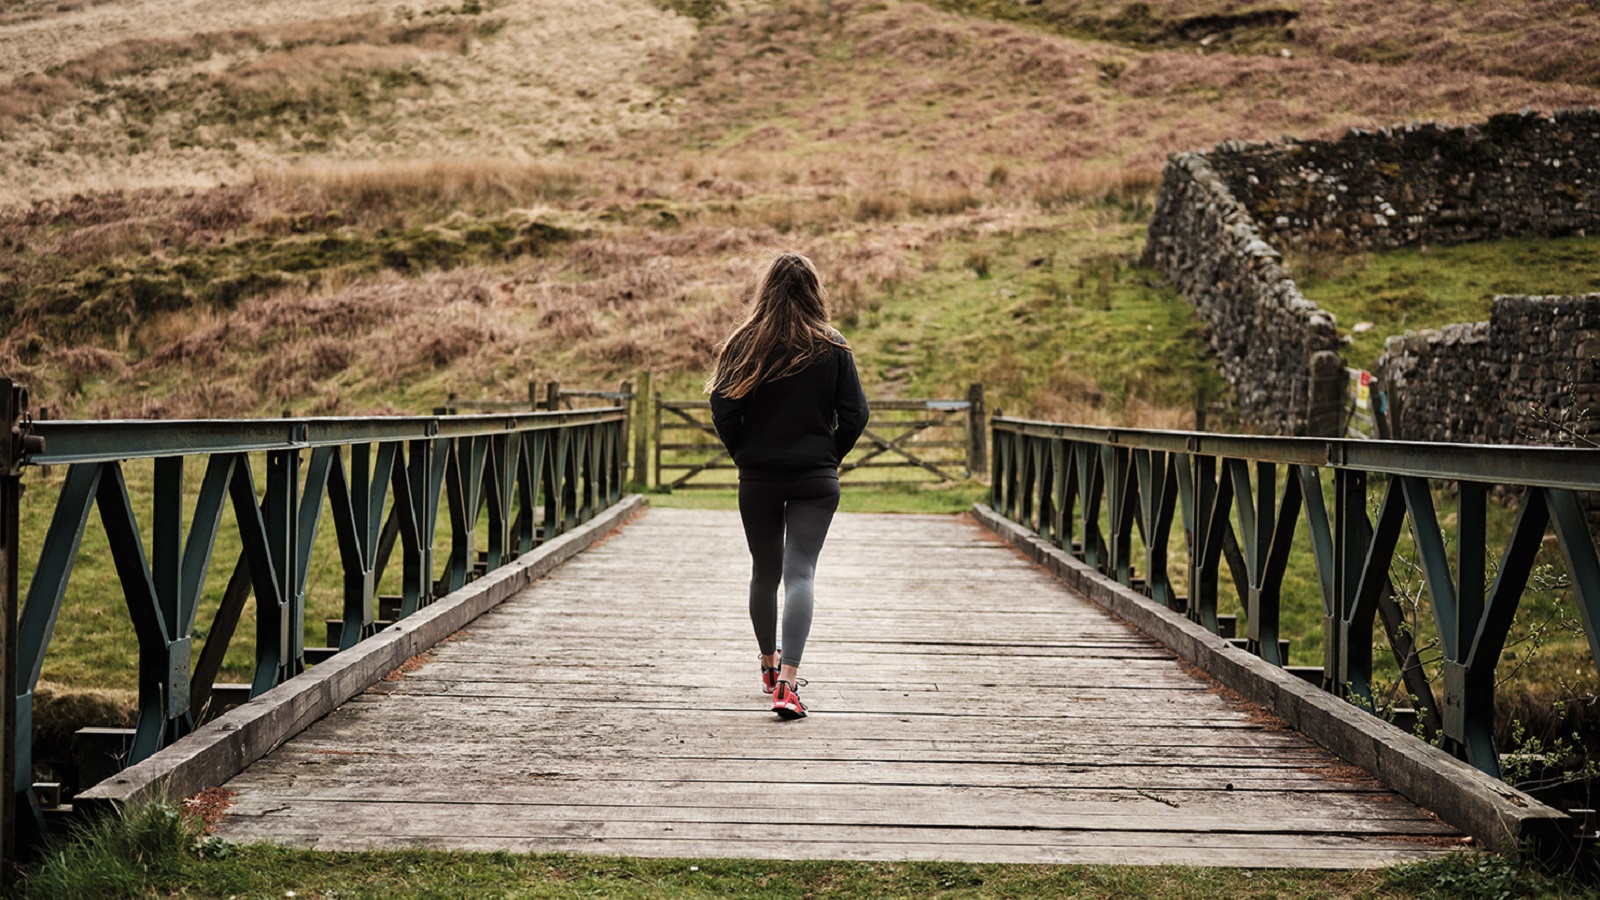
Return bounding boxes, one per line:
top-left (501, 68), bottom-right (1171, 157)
top-left (213, 508), bottom-right (1463, 867)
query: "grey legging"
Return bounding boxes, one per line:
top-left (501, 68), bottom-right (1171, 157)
top-left (738, 476), bottom-right (840, 669)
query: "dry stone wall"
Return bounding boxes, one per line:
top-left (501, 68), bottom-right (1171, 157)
top-left (1145, 152), bottom-right (1341, 434)
top-left (1147, 108), bottom-right (1600, 437)
top-left (1207, 110), bottom-right (1600, 252)
top-left (1377, 295), bottom-right (1600, 446)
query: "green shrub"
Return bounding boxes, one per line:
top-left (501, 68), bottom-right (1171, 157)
top-left (1383, 852), bottom-right (1579, 900)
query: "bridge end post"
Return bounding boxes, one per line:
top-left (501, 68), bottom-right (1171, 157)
top-left (0, 380), bottom-right (25, 875)
top-left (966, 383), bottom-right (987, 478)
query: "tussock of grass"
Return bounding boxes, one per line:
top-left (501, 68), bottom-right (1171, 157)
top-left (256, 159), bottom-right (585, 225)
top-left (19, 803), bottom-right (198, 899)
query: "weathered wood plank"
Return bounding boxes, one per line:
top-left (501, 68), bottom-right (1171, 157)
top-left (217, 819), bottom-right (1457, 857)
top-left (214, 507), bottom-right (1460, 867)
top-left (203, 831), bottom-right (1457, 867)
top-left (217, 797), bottom-right (1455, 837)
top-left (217, 782), bottom-right (1442, 820)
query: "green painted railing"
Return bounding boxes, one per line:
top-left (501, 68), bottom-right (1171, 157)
top-left (0, 379), bottom-right (625, 853)
top-left (990, 416), bottom-right (1600, 779)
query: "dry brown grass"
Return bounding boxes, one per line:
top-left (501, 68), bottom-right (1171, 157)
top-left (254, 159), bottom-right (585, 227)
top-left (46, 346), bottom-right (128, 376)
top-left (654, 0), bottom-right (1600, 185)
top-left (223, 43), bottom-right (431, 92)
top-left (7, 0), bottom-right (1600, 428)
top-left (1293, 0), bottom-right (1600, 85)
top-left (30, 681), bottom-right (136, 760)
top-left (0, 0), bottom-right (694, 207)
top-left (0, 73), bottom-right (74, 125)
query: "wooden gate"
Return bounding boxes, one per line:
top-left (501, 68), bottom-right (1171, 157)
top-left (654, 385), bottom-right (986, 490)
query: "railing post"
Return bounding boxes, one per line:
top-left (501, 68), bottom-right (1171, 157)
top-left (966, 383), bottom-right (987, 477)
top-left (0, 380), bottom-right (25, 873)
top-left (544, 381), bottom-right (561, 412)
top-left (1188, 454), bottom-right (1220, 632)
top-left (633, 372), bottom-right (651, 488)
top-left (1332, 468), bottom-right (1372, 700)
top-left (988, 424), bottom-right (1004, 510)
top-left (253, 448), bottom-right (301, 695)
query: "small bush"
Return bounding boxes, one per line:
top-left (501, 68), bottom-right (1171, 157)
top-left (656, 0), bottom-right (727, 24)
top-left (908, 183), bottom-right (979, 216)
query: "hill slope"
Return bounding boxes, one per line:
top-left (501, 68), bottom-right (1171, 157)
top-left (3, 0), bottom-right (1598, 422)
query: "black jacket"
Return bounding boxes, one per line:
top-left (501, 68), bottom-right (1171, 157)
top-left (710, 341), bottom-right (869, 481)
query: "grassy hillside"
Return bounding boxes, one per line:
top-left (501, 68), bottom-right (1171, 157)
top-left (5, 0), bottom-right (1598, 425)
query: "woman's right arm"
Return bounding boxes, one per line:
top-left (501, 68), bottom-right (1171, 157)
top-left (833, 349), bottom-right (869, 461)
top-left (710, 391), bottom-right (744, 456)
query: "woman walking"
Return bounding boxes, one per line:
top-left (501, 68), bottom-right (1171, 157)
top-left (709, 252), bottom-right (869, 719)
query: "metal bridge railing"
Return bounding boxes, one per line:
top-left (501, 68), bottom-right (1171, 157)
top-left (990, 416), bottom-right (1600, 780)
top-left (0, 378), bottom-right (626, 855)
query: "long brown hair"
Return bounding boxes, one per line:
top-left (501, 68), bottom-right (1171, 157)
top-left (707, 252), bottom-right (848, 399)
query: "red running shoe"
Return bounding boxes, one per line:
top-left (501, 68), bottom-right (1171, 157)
top-left (772, 679), bottom-right (807, 719)
top-left (760, 659), bottom-right (781, 695)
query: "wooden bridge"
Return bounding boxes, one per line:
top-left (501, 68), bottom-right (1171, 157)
top-left (212, 507), bottom-right (1458, 865)
top-left (2, 383), bottom-right (1595, 868)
